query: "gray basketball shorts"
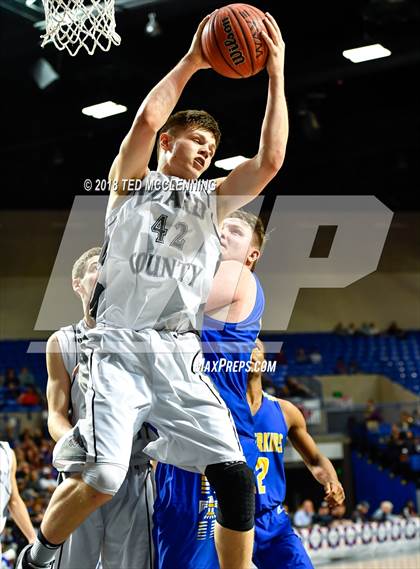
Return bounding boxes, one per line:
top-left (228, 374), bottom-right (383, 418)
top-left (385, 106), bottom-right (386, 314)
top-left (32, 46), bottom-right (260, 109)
top-left (54, 463), bottom-right (154, 569)
top-left (55, 326), bottom-right (244, 474)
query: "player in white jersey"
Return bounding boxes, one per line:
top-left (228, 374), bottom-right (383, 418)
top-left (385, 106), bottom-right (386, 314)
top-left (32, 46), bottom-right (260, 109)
top-left (0, 441), bottom-right (36, 556)
top-left (18, 12), bottom-right (288, 569)
top-left (46, 248), bottom-right (155, 569)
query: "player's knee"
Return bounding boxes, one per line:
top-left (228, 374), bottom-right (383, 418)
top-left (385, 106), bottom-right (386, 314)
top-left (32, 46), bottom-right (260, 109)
top-left (205, 461), bottom-right (255, 532)
top-left (82, 463), bottom-right (127, 497)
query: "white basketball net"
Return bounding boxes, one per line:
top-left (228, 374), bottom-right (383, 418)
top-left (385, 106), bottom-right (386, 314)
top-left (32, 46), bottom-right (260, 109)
top-left (41, 0), bottom-right (121, 56)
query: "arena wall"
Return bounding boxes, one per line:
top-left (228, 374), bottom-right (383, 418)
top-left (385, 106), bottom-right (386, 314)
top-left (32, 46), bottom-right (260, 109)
top-left (318, 375), bottom-right (419, 404)
top-left (0, 211), bottom-right (419, 338)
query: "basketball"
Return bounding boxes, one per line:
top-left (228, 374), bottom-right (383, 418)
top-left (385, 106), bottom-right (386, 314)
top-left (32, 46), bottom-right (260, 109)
top-left (201, 3), bottom-right (268, 79)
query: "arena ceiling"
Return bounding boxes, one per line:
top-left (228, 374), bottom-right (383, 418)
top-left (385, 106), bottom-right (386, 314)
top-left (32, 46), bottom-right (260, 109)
top-left (1, 0), bottom-right (420, 211)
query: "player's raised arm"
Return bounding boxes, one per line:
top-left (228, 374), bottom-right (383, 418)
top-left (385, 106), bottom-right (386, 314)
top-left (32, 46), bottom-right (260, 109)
top-left (107, 14), bottom-right (213, 214)
top-left (46, 333), bottom-right (73, 442)
top-left (283, 400), bottom-right (345, 508)
top-left (8, 451), bottom-right (36, 544)
top-left (216, 12), bottom-right (288, 220)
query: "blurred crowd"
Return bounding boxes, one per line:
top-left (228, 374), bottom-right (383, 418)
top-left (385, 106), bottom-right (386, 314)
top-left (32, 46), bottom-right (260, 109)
top-left (0, 368), bottom-right (44, 410)
top-left (333, 321), bottom-right (407, 338)
top-left (1, 429), bottom-right (56, 557)
top-left (290, 497), bottom-right (418, 529)
top-left (351, 402), bottom-right (420, 481)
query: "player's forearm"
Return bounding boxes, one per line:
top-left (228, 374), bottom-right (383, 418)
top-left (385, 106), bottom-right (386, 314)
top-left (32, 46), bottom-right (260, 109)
top-left (258, 74), bottom-right (288, 171)
top-left (307, 455), bottom-right (339, 486)
top-left (48, 413), bottom-right (73, 442)
top-left (135, 55), bottom-right (200, 133)
top-left (8, 496), bottom-right (36, 543)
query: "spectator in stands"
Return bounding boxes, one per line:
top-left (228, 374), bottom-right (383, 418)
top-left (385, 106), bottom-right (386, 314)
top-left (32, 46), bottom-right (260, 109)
top-left (368, 322), bottom-right (379, 336)
top-left (312, 501), bottom-right (333, 527)
top-left (3, 368), bottom-right (21, 401)
top-left (351, 501), bottom-right (370, 523)
top-left (357, 322), bottom-right (370, 336)
top-left (346, 323), bottom-right (356, 335)
top-left (275, 349), bottom-right (287, 365)
top-left (348, 360), bottom-right (359, 374)
top-left (330, 503), bottom-right (351, 526)
top-left (280, 377), bottom-right (314, 399)
top-left (18, 367), bottom-right (35, 387)
top-left (334, 357), bottom-right (347, 375)
top-left (17, 385), bottom-right (41, 407)
top-left (293, 499), bottom-right (315, 528)
top-left (371, 501), bottom-right (395, 522)
top-left (309, 347), bottom-right (322, 365)
top-left (402, 500), bottom-right (417, 518)
top-left (261, 374), bottom-right (276, 397)
top-left (3, 368), bottom-right (20, 389)
top-left (399, 410), bottom-right (414, 432)
top-left (364, 399), bottom-right (383, 425)
top-left (37, 466), bottom-right (58, 493)
top-left (386, 321), bottom-right (406, 339)
top-left (295, 347), bottom-right (308, 364)
top-left (333, 322), bottom-right (346, 335)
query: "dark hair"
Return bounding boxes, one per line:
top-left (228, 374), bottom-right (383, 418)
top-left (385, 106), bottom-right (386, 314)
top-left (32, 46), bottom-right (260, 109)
top-left (157, 110), bottom-right (221, 158)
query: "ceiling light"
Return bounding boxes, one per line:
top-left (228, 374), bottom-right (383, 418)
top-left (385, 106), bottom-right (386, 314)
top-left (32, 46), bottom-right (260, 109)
top-left (31, 58), bottom-right (59, 89)
top-left (82, 101), bottom-right (127, 119)
top-left (145, 12), bottom-right (161, 37)
top-left (342, 43), bottom-right (391, 63)
top-left (215, 156), bottom-right (249, 170)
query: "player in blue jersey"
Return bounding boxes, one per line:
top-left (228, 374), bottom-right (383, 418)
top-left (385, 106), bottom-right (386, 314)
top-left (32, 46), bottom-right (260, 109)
top-left (247, 339), bottom-right (345, 569)
top-left (153, 209), bottom-right (266, 569)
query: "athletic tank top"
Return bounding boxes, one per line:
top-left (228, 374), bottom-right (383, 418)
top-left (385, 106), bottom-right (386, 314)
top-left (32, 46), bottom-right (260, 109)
top-left (0, 442), bottom-right (13, 533)
top-left (55, 320), bottom-right (154, 465)
top-left (55, 319), bottom-right (88, 425)
top-left (92, 171), bottom-right (221, 332)
top-left (201, 273), bottom-right (265, 468)
top-left (253, 393), bottom-right (288, 516)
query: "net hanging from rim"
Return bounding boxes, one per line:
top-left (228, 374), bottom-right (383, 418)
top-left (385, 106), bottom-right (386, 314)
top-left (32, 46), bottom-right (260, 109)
top-left (41, 0), bottom-right (121, 56)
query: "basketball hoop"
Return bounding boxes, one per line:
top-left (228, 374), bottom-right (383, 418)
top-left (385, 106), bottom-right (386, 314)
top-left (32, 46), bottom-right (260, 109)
top-left (41, 0), bottom-right (121, 56)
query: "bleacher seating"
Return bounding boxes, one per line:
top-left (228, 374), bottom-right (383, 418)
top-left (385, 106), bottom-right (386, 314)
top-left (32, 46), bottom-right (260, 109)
top-left (1, 333), bottom-right (420, 396)
top-left (262, 331), bottom-right (420, 395)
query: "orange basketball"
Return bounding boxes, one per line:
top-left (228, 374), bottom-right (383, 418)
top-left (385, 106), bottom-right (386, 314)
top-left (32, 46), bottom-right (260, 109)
top-left (201, 3), bottom-right (268, 79)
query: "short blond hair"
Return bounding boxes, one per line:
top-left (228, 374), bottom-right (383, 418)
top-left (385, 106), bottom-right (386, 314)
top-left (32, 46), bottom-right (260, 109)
top-left (229, 210), bottom-right (266, 252)
top-left (72, 247), bottom-right (101, 281)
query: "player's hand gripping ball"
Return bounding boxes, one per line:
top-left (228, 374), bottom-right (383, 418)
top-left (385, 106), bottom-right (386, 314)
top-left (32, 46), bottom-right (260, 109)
top-left (201, 3), bottom-right (268, 78)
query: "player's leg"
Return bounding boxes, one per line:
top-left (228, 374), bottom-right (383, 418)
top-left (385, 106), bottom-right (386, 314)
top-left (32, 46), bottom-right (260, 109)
top-left (53, 495), bottom-right (103, 569)
top-left (101, 464), bottom-right (154, 569)
top-left (153, 464), bottom-right (219, 569)
top-left (253, 509), bottom-right (314, 569)
top-left (205, 462), bottom-right (255, 569)
top-left (17, 330), bottom-right (149, 569)
top-left (146, 331), bottom-right (255, 569)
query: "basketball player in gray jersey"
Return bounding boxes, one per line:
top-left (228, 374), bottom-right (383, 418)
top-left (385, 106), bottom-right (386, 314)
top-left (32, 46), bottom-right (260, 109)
top-left (46, 248), bottom-right (155, 569)
top-left (18, 12), bottom-right (288, 569)
top-left (0, 442), bottom-right (36, 556)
